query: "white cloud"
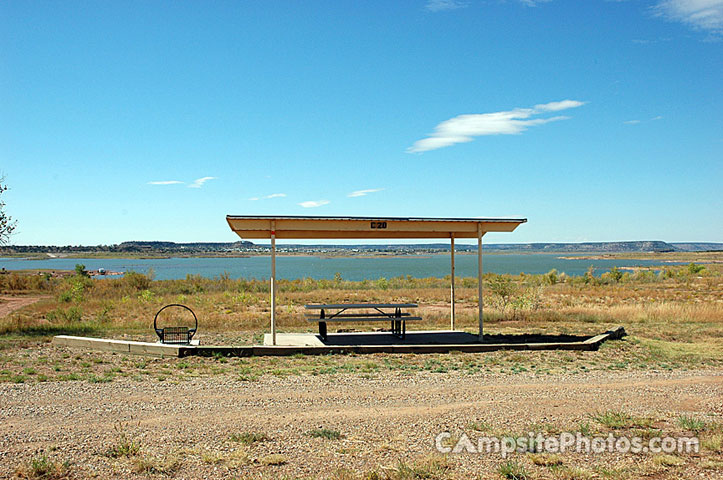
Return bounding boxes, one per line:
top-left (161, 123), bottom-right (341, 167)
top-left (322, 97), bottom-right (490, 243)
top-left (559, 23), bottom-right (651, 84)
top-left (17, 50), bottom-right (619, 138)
top-left (188, 176), bottom-right (216, 188)
top-left (624, 115), bottom-right (663, 125)
top-left (656, 0), bottom-right (723, 34)
top-left (426, 0), bottom-right (466, 12)
top-left (534, 100), bottom-right (584, 112)
top-left (518, 0), bottom-right (552, 6)
top-left (348, 188), bottom-right (384, 198)
top-left (249, 193), bottom-right (286, 201)
top-left (148, 180), bottom-right (184, 185)
top-left (298, 200), bottom-right (330, 208)
top-left (407, 100), bottom-right (585, 153)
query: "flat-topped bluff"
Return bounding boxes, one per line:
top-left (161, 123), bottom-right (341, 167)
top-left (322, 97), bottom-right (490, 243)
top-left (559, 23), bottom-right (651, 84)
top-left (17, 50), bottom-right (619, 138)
top-left (1, 240), bottom-right (721, 255)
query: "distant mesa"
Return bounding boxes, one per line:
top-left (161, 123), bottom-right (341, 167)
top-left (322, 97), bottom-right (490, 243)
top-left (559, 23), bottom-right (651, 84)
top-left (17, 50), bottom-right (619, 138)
top-left (1, 240), bottom-right (721, 255)
top-left (0, 240), bottom-right (255, 255)
top-left (116, 241), bottom-right (254, 252)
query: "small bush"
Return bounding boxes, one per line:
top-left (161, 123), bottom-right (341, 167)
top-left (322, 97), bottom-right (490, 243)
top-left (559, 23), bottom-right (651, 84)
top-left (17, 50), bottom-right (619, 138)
top-left (468, 420), bottom-right (492, 432)
top-left (678, 415), bottom-right (706, 432)
top-left (498, 460), bottom-right (529, 480)
top-left (74, 264), bottom-right (89, 277)
top-left (122, 271), bottom-right (151, 291)
top-left (306, 428), bottom-right (342, 440)
top-left (608, 266), bottom-right (623, 283)
top-left (489, 275), bottom-right (519, 317)
top-left (702, 434), bottom-right (723, 453)
top-left (230, 431), bottom-right (269, 445)
top-left (590, 410), bottom-right (651, 429)
top-left (46, 306), bottom-right (83, 324)
top-left (653, 453), bottom-right (685, 467)
top-left (105, 422), bottom-right (141, 458)
top-left (259, 454), bottom-right (287, 466)
top-left (544, 269), bottom-right (558, 285)
top-left (132, 454), bottom-right (180, 475)
top-left (391, 455), bottom-right (450, 479)
top-left (15, 455), bottom-right (70, 479)
top-left (0, 272), bottom-right (53, 292)
top-left (528, 453), bottom-right (563, 466)
top-left (687, 263), bottom-right (705, 275)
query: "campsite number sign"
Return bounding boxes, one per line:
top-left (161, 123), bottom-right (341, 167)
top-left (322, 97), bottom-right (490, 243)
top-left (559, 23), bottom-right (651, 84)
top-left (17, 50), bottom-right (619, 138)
top-left (370, 221), bottom-right (387, 229)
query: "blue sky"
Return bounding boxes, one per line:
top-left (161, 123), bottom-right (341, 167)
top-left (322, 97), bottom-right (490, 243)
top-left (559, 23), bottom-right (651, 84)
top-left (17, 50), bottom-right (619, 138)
top-left (1, 0), bottom-right (721, 245)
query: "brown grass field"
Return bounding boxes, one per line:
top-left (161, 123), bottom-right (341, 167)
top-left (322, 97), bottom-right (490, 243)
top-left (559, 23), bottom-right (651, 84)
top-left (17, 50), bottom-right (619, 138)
top-left (0, 256), bottom-right (721, 479)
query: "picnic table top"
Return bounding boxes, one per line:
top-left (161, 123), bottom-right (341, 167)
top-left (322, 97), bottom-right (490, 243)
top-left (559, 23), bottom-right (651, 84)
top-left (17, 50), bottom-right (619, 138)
top-left (304, 303), bottom-right (418, 310)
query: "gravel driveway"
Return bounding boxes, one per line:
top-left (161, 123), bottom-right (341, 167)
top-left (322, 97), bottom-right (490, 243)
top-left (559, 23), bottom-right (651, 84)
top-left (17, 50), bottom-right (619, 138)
top-left (2, 368), bottom-right (722, 479)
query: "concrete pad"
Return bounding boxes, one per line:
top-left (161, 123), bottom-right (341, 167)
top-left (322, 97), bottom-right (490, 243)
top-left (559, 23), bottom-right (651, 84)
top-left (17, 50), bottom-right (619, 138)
top-left (54, 327), bottom-right (627, 357)
top-left (53, 335), bottom-right (186, 357)
top-left (264, 330), bottom-right (479, 346)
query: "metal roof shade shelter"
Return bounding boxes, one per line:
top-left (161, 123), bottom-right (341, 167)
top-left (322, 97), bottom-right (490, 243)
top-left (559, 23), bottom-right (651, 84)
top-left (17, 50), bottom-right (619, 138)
top-left (226, 215), bottom-right (527, 345)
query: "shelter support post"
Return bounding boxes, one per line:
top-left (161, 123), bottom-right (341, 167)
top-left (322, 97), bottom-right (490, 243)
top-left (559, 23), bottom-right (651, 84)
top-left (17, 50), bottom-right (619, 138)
top-left (270, 222), bottom-right (277, 346)
top-left (450, 234), bottom-right (455, 330)
top-left (477, 224), bottom-right (483, 341)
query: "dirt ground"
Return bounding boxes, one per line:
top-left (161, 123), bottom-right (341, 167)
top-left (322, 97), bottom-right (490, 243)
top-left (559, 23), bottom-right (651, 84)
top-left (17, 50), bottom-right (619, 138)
top-left (0, 295), bottom-right (45, 319)
top-left (1, 346), bottom-right (722, 479)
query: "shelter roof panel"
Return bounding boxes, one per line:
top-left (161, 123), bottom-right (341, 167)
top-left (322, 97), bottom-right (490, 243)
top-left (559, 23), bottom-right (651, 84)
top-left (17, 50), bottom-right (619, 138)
top-left (226, 215), bottom-right (526, 239)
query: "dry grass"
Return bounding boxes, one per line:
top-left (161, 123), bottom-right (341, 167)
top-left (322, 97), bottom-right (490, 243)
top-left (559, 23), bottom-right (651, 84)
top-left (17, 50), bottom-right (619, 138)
top-left (2, 261), bottom-right (721, 479)
top-left (15, 456), bottom-right (71, 479)
top-left (0, 264), bottom-right (721, 383)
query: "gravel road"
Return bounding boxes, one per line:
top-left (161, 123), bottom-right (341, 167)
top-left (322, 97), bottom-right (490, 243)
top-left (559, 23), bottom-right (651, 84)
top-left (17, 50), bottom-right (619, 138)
top-left (2, 368), bottom-right (722, 479)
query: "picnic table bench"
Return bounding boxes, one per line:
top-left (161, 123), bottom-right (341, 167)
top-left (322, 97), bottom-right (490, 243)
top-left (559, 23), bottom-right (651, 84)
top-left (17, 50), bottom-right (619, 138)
top-left (304, 303), bottom-right (421, 340)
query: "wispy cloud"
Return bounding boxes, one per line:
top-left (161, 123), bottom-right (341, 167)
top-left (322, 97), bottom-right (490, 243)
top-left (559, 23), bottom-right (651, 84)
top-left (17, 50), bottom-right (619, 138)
top-left (632, 36), bottom-right (672, 44)
top-left (624, 115), bottom-right (663, 125)
top-left (148, 180), bottom-right (184, 185)
top-left (655, 0), bottom-right (723, 34)
top-left (425, 0), bottom-right (467, 12)
top-left (518, 0), bottom-right (552, 6)
top-left (298, 200), bottom-right (330, 208)
top-left (249, 193), bottom-right (287, 201)
top-left (348, 188), bottom-right (384, 198)
top-left (188, 176), bottom-right (216, 188)
top-left (407, 100), bottom-right (585, 153)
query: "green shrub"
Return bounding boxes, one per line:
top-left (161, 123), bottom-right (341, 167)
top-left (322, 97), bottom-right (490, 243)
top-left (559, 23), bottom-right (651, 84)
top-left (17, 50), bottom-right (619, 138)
top-left (678, 415), bottom-right (706, 432)
top-left (498, 460), bottom-right (529, 479)
top-left (74, 264), bottom-right (89, 277)
top-left (58, 274), bottom-right (92, 303)
top-left (688, 263), bottom-right (705, 275)
top-left (609, 266), bottom-right (623, 283)
top-left (229, 431), bottom-right (269, 444)
top-left (46, 306), bottom-right (83, 323)
top-left (122, 271), bottom-right (151, 291)
top-left (0, 272), bottom-right (53, 292)
top-left (16, 455), bottom-right (70, 479)
top-left (306, 428), bottom-right (342, 440)
top-left (544, 269), bottom-right (558, 285)
top-left (489, 275), bottom-right (518, 316)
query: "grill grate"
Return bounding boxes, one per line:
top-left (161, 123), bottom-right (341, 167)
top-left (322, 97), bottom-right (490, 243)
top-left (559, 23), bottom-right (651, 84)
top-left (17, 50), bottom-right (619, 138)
top-left (160, 326), bottom-right (192, 345)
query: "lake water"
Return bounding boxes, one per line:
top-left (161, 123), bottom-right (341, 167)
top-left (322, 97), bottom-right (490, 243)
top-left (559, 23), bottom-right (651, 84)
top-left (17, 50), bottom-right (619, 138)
top-left (0, 254), bottom-right (681, 281)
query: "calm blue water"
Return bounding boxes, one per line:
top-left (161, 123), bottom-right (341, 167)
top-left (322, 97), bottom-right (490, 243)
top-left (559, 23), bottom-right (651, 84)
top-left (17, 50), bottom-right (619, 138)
top-left (0, 254), bottom-right (681, 281)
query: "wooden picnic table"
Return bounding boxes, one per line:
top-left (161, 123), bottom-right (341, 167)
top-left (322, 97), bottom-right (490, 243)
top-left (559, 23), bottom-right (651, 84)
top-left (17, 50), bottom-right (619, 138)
top-left (304, 303), bottom-right (421, 340)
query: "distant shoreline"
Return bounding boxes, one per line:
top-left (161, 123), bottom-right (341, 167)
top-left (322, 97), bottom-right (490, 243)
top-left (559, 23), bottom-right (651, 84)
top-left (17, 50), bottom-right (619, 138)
top-left (1, 250), bottom-right (721, 263)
